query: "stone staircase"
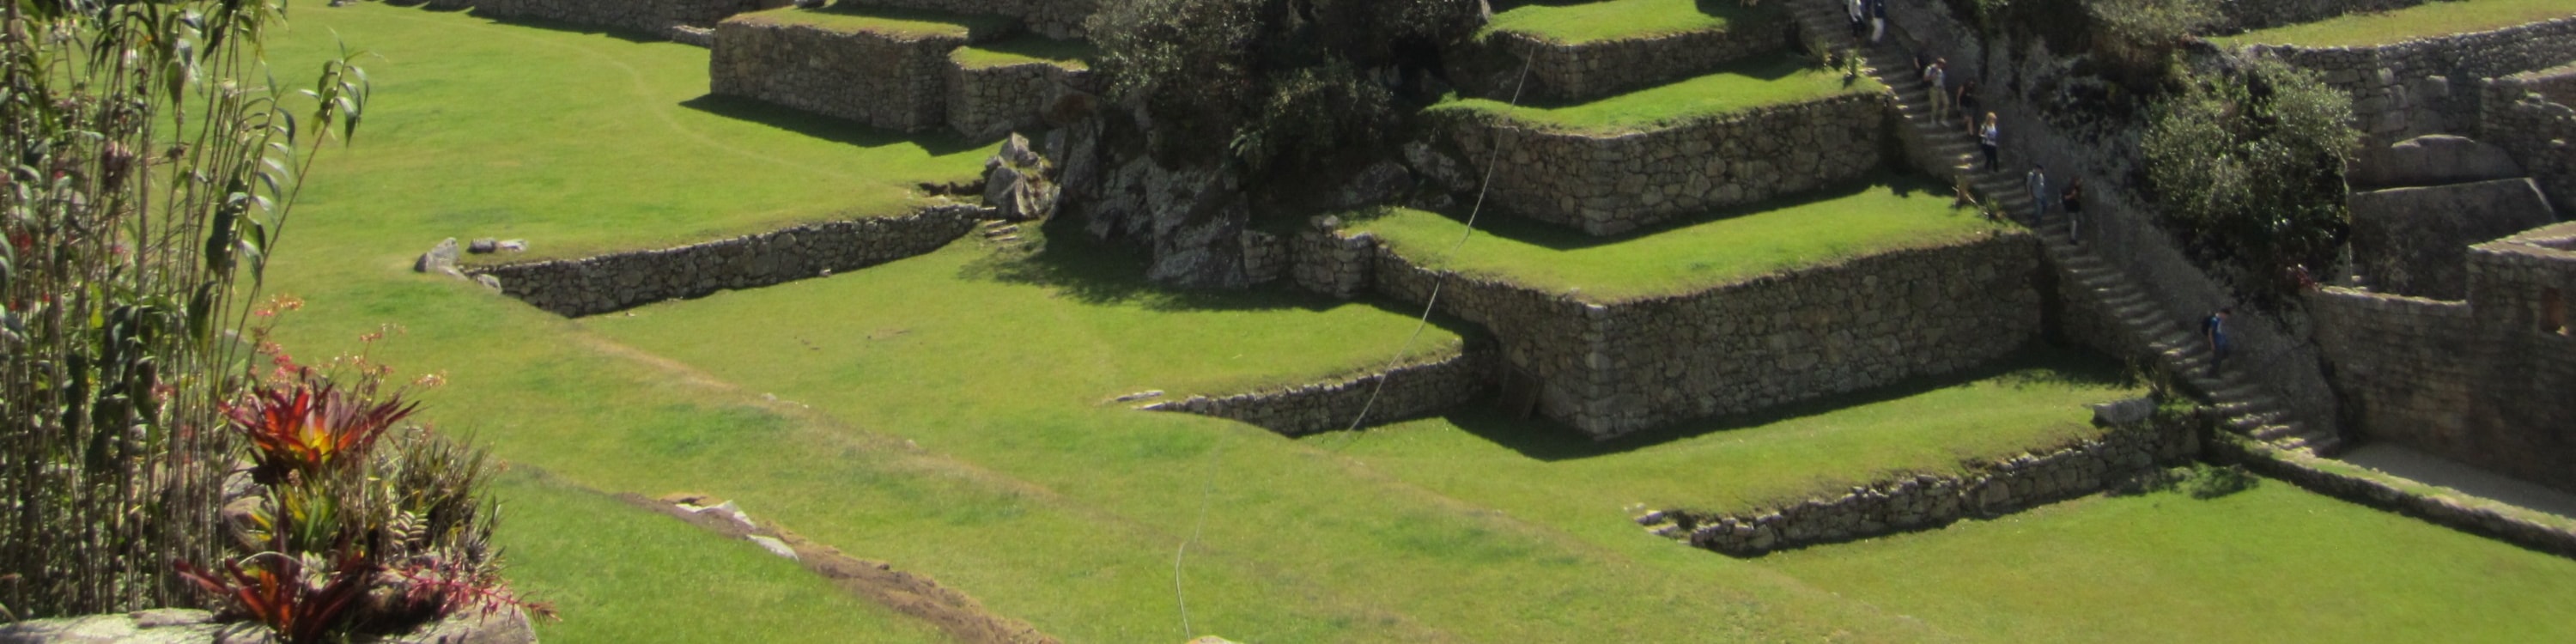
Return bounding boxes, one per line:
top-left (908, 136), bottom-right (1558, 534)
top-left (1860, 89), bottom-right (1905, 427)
top-left (1783, 0), bottom-right (2343, 456)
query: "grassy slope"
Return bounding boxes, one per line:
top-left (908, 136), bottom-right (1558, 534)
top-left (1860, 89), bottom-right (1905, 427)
top-left (1355, 175), bottom-right (1999, 301)
top-left (733, 4), bottom-right (1011, 39)
top-left (264, 5), bottom-right (2576, 643)
top-left (286, 4), bottom-right (993, 264)
top-left (1431, 52), bottom-right (1879, 132)
top-left (1765, 483), bottom-right (2576, 642)
top-left (2220, 0), bottom-right (2576, 47)
top-left (1484, 0), bottom-right (1767, 44)
top-left (491, 473), bottom-right (950, 643)
top-left (954, 35), bottom-right (1096, 70)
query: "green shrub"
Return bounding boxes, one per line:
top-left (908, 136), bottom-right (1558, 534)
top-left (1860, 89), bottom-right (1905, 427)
top-left (2142, 56), bottom-right (2358, 304)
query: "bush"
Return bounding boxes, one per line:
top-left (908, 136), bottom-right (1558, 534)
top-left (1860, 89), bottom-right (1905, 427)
top-left (2142, 56), bottom-right (2358, 304)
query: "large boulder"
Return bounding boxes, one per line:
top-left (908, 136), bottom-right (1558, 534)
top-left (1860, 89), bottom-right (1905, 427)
top-left (2349, 135), bottom-right (2525, 190)
top-left (2348, 178), bottom-right (2560, 299)
top-left (983, 133), bottom-right (1060, 222)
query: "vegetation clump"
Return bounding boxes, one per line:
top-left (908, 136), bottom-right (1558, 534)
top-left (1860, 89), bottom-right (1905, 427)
top-left (2142, 56), bottom-right (2359, 304)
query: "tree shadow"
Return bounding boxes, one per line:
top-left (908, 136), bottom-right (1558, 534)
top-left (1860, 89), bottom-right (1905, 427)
top-left (1446, 343), bottom-right (2134, 462)
top-left (677, 94), bottom-right (989, 155)
top-left (954, 217), bottom-right (1481, 329)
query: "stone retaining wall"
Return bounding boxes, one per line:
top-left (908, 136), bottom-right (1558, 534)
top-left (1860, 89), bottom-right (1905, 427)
top-left (1450, 15), bottom-right (1792, 103)
top-left (1141, 349), bottom-right (1498, 437)
top-left (0, 607), bottom-right (537, 643)
top-left (2212, 0), bottom-right (2432, 33)
top-left (2213, 435), bottom-right (2576, 558)
top-left (1369, 231), bottom-right (2040, 440)
top-left (445, 0), bottom-right (780, 35)
top-left (711, 16), bottom-right (967, 131)
top-left (1443, 93), bottom-right (1888, 235)
top-left (2478, 88), bottom-right (2576, 214)
top-left (837, 0), bottom-right (1097, 39)
top-left (1661, 413), bottom-right (2196, 556)
top-left (949, 59), bottom-right (1093, 141)
top-left (473, 204), bottom-right (990, 317)
top-left (2309, 227), bottom-right (2576, 494)
top-left (2248, 15), bottom-right (2576, 143)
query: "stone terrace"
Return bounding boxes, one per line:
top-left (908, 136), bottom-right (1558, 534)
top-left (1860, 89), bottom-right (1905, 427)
top-left (711, 3), bottom-right (1095, 140)
top-left (1450, 0), bottom-right (1792, 103)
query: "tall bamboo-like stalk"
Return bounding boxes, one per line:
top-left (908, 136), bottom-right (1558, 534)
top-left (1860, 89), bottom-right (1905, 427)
top-left (0, 0), bottom-right (364, 617)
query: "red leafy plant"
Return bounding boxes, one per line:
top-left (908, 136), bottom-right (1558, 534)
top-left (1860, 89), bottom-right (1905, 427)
top-left (179, 323), bottom-right (548, 641)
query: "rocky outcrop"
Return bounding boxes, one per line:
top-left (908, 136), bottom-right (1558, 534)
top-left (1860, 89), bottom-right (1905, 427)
top-left (472, 204), bottom-right (993, 317)
top-left (1655, 408), bottom-right (2197, 556)
top-left (1442, 92), bottom-right (1889, 235)
top-left (1141, 348), bottom-right (1498, 436)
top-left (0, 607), bottom-right (536, 644)
top-left (983, 133), bottom-right (1060, 222)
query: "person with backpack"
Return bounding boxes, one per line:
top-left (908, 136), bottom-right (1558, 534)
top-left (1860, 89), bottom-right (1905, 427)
top-left (2062, 176), bottom-right (2084, 245)
top-left (1924, 58), bottom-right (1949, 121)
top-left (2025, 164), bottom-right (2049, 221)
top-left (2203, 307), bottom-right (2233, 375)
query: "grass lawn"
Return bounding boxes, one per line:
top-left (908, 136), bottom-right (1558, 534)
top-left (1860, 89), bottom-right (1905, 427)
top-left (1352, 173), bottom-right (2001, 301)
top-left (276, 3), bottom-right (993, 264)
top-left (260, 4), bottom-right (2576, 642)
top-left (1763, 481), bottom-right (2576, 642)
top-left (1485, 0), bottom-right (1773, 44)
top-left (1431, 52), bottom-right (1879, 132)
top-left (2219, 0), bottom-right (2576, 47)
top-left (491, 472), bottom-right (950, 643)
top-left (954, 34), bottom-right (1097, 70)
top-left (733, 3), bottom-right (1013, 39)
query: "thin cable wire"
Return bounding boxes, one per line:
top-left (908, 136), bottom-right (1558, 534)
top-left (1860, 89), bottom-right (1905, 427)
top-left (1172, 46), bottom-right (1541, 641)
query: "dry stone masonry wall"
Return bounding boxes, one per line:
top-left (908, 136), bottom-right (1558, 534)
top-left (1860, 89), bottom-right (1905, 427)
top-left (1362, 231), bottom-right (2040, 440)
top-left (435, 0), bottom-right (781, 38)
top-left (2310, 223), bottom-right (2576, 495)
top-left (2214, 436), bottom-right (2576, 558)
top-left (1140, 349), bottom-right (1497, 437)
top-left (1661, 413), bottom-right (2196, 556)
top-left (1443, 93), bottom-right (1889, 235)
top-left (1451, 14), bottom-right (1791, 103)
top-left (2211, 0), bottom-right (2432, 33)
top-left (949, 59), bottom-right (1095, 142)
top-left (711, 17), bottom-right (965, 131)
top-left (473, 204), bottom-right (990, 317)
top-left (2250, 15), bottom-right (2576, 143)
top-left (2479, 78), bottom-right (2576, 213)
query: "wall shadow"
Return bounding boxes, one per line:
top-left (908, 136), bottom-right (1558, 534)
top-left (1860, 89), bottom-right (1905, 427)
top-left (1446, 343), bottom-right (2135, 462)
top-left (677, 94), bottom-right (988, 155)
top-left (1385, 171), bottom-right (1947, 253)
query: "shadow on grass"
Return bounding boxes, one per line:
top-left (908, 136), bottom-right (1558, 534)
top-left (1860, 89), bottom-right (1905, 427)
top-left (1504, 50), bottom-right (1812, 110)
top-left (1448, 342), bottom-right (2134, 462)
top-left (383, 0), bottom-right (673, 45)
top-left (1360, 171), bottom-right (1943, 253)
top-left (677, 94), bottom-right (988, 156)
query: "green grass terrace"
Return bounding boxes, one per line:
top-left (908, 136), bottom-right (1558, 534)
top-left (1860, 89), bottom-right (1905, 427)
top-left (732, 2), bottom-right (1014, 39)
top-left (954, 33), bottom-right (1097, 70)
top-left (1429, 52), bottom-right (1880, 133)
top-left (1352, 173), bottom-right (2001, 301)
top-left (1483, 0), bottom-right (1773, 44)
top-left (2218, 0), bottom-right (2576, 48)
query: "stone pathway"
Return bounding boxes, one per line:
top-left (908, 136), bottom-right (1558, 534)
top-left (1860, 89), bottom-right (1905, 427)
top-left (2339, 442), bottom-right (2576, 519)
top-left (1784, 0), bottom-right (2342, 456)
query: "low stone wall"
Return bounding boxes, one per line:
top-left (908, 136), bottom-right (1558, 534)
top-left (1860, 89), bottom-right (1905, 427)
top-left (2478, 90), bottom-right (2576, 214)
top-left (2492, 64), bottom-right (2576, 106)
top-left (2309, 231), bottom-right (2576, 494)
top-left (1141, 349), bottom-right (1498, 437)
top-left (1443, 93), bottom-right (1888, 235)
top-left (2248, 15), bottom-right (2576, 143)
top-left (473, 204), bottom-right (990, 317)
top-left (1660, 411), bottom-right (2197, 556)
top-left (2212, 435), bottom-right (2576, 558)
top-left (2212, 0), bottom-right (2433, 33)
top-left (948, 59), bottom-right (1092, 141)
top-left (453, 0), bottom-right (781, 35)
top-left (711, 15), bottom-right (966, 131)
top-left (836, 0), bottom-right (1097, 39)
top-left (1451, 15), bottom-right (1792, 103)
top-left (0, 607), bottom-right (536, 643)
top-left (1370, 231), bottom-right (2041, 440)
top-left (1290, 228), bottom-right (1376, 299)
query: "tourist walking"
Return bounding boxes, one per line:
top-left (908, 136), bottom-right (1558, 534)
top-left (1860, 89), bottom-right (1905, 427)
top-left (1956, 81), bottom-right (1982, 137)
top-left (1979, 112), bottom-right (2000, 173)
top-left (2202, 307), bottom-right (2233, 375)
top-left (2062, 177), bottom-right (2084, 244)
top-left (1848, 0), bottom-right (1866, 39)
top-left (1869, 0), bottom-right (1888, 44)
top-left (2025, 164), bottom-right (2049, 220)
top-left (1924, 58), bottom-right (1948, 120)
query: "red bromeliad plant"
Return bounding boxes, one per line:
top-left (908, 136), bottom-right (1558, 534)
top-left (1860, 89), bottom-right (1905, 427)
top-left (225, 375), bottom-right (420, 486)
top-left (174, 552), bottom-right (376, 644)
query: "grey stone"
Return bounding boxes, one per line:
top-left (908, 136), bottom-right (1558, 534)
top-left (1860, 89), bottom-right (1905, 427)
top-left (474, 274), bottom-right (504, 292)
top-left (413, 238), bottom-right (459, 274)
top-left (2348, 179), bottom-right (2559, 299)
top-left (1328, 161), bottom-right (1416, 210)
top-left (747, 534), bottom-right (799, 560)
top-left (2091, 398), bottom-right (2156, 426)
top-left (2351, 135), bottom-right (2527, 189)
top-left (467, 238), bottom-right (498, 254)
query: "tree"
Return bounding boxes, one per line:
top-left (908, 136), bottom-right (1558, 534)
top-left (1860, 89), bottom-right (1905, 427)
top-left (2142, 55), bottom-right (2358, 304)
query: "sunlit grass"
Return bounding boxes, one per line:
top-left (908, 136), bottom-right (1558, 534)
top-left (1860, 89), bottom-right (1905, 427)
top-left (1484, 0), bottom-right (1772, 44)
top-left (2220, 0), bottom-right (2576, 47)
top-left (1430, 52), bottom-right (1879, 132)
